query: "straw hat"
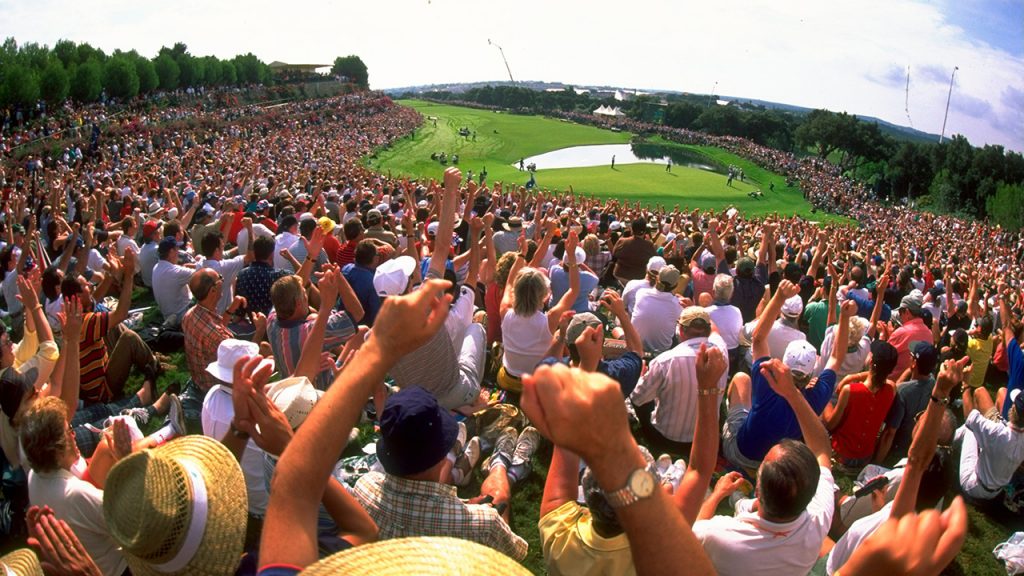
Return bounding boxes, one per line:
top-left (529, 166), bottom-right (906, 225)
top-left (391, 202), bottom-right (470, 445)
top-left (300, 537), bottom-right (530, 575)
top-left (103, 436), bottom-right (247, 576)
top-left (0, 549), bottom-right (43, 576)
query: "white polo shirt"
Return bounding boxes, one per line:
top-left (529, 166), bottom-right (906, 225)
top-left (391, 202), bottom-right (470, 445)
top-left (631, 288), bottom-right (682, 353)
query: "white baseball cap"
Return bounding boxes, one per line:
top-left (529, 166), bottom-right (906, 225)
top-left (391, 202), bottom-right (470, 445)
top-left (374, 255), bottom-right (417, 297)
top-left (206, 339), bottom-right (274, 384)
top-left (783, 340), bottom-right (818, 377)
top-left (266, 376), bottom-right (323, 430)
top-left (781, 294), bottom-right (804, 317)
top-left (426, 221), bottom-right (440, 236)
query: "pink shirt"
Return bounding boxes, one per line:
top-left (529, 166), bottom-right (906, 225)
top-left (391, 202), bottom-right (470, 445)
top-left (888, 317), bottom-right (932, 376)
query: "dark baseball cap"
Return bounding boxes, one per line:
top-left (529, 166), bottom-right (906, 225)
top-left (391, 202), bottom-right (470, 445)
top-left (0, 366), bottom-right (39, 421)
top-left (377, 386), bottom-right (458, 476)
top-left (157, 236), bottom-right (183, 258)
top-left (910, 341), bottom-right (938, 375)
top-left (870, 340), bottom-right (899, 376)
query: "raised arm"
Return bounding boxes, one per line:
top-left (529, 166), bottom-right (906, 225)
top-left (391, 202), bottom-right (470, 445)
top-left (826, 299), bottom-right (857, 372)
top-left (59, 297), bottom-right (84, 421)
top-left (602, 289), bottom-right (643, 355)
top-left (429, 168), bottom-right (460, 279)
top-left (547, 231), bottom-right (580, 333)
top-left (752, 279), bottom-right (799, 359)
top-left (540, 446), bottom-right (582, 518)
top-left (867, 273), bottom-right (889, 340)
top-left (761, 358), bottom-right (832, 469)
top-left (521, 365), bottom-right (716, 576)
top-left (260, 280), bottom-right (453, 570)
top-left (675, 344), bottom-right (726, 524)
top-left (108, 249), bottom-right (136, 327)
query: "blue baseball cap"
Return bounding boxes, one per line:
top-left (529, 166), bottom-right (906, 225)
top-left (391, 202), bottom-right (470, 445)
top-left (377, 386), bottom-right (458, 476)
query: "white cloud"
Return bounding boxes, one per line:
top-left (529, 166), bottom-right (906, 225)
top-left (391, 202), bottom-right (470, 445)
top-left (1, 0), bottom-right (1020, 150)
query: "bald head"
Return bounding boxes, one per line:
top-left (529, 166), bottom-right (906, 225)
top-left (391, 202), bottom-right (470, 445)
top-left (189, 269), bottom-right (221, 304)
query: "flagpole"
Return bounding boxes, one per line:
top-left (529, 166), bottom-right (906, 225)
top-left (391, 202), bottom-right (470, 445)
top-left (939, 66), bottom-right (958, 144)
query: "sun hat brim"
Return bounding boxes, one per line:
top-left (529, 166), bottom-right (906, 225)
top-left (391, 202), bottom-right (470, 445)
top-left (299, 537), bottom-right (530, 575)
top-left (0, 549), bottom-right (44, 576)
top-left (103, 436), bottom-right (248, 576)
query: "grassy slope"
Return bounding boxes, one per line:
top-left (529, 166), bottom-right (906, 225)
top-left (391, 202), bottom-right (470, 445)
top-left (373, 100), bottom-right (841, 221)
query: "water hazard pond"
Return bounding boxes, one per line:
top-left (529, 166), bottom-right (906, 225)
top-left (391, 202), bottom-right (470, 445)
top-left (516, 142), bottom-right (727, 174)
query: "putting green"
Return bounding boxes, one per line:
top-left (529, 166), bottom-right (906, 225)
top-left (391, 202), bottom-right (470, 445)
top-left (370, 100), bottom-right (831, 220)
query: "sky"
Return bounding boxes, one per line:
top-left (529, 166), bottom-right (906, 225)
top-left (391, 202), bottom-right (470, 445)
top-left (2, 0), bottom-right (1022, 151)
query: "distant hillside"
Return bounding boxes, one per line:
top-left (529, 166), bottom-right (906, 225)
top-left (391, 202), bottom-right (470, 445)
top-left (385, 80), bottom-right (942, 145)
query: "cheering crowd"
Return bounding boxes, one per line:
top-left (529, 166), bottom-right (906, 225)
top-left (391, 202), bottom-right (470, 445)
top-left (0, 91), bottom-right (1021, 575)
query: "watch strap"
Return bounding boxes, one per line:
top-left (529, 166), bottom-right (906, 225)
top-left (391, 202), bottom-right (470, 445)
top-left (605, 464), bottom-right (658, 508)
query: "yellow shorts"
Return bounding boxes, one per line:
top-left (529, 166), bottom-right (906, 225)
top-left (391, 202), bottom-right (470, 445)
top-left (496, 366), bottom-right (523, 393)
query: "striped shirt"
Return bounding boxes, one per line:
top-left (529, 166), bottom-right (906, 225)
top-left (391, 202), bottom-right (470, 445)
top-left (79, 312), bottom-right (111, 404)
top-left (352, 471), bottom-right (528, 561)
top-left (629, 334), bottom-right (728, 443)
top-left (267, 310), bottom-right (357, 390)
top-left (183, 304), bottom-right (235, 391)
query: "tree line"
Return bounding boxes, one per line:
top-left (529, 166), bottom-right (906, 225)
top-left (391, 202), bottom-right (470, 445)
top-left (421, 85), bottom-right (1024, 229)
top-left (1, 38), bottom-right (371, 109)
top-left (0, 39), bottom-right (276, 107)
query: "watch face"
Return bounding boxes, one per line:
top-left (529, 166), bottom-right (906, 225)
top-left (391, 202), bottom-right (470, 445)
top-left (630, 468), bottom-right (656, 498)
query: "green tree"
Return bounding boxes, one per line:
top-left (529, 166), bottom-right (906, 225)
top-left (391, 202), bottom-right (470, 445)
top-left (40, 60), bottom-right (70, 104)
top-left (986, 182), bottom-right (1024, 230)
top-left (795, 109), bottom-right (857, 159)
top-left (220, 60), bottom-right (237, 86)
top-left (0, 64), bottom-right (40, 107)
top-left (75, 42), bottom-right (105, 65)
top-left (103, 56), bottom-right (140, 99)
top-left (135, 57), bottom-right (158, 93)
top-left (154, 54), bottom-right (179, 90)
top-left (928, 169), bottom-right (960, 214)
top-left (70, 59), bottom-right (102, 102)
top-left (331, 55), bottom-right (368, 88)
top-left (52, 39), bottom-right (77, 68)
top-left (177, 54), bottom-right (197, 87)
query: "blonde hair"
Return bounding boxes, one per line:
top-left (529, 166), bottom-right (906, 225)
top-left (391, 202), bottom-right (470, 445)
top-left (848, 316), bottom-right (870, 348)
top-left (582, 234), bottom-right (601, 259)
top-left (513, 268), bottom-right (550, 317)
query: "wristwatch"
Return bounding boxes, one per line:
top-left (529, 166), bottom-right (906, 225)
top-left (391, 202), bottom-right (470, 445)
top-left (605, 464), bottom-right (658, 508)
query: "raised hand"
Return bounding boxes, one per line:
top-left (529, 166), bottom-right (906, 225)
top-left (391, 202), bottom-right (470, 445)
top-left (935, 357), bottom-right (968, 397)
top-left (63, 296), bottom-right (84, 336)
top-left (368, 278), bottom-right (452, 357)
top-left (712, 471), bottom-right (748, 498)
top-left (695, 343), bottom-right (727, 389)
top-left (27, 506), bottom-right (102, 576)
top-left (302, 226), bottom-right (326, 258)
top-left (840, 298), bottom-right (858, 318)
top-left (231, 354), bottom-right (275, 435)
top-left (759, 358), bottom-right (797, 399)
top-left (778, 279), bottom-right (800, 299)
top-left (520, 364), bottom-right (630, 464)
top-left (443, 167), bottom-right (461, 194)
top-left (600, 289), bottom-right (627, 318)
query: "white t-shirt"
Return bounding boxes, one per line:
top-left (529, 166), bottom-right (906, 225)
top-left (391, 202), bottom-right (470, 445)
top-left (139, 242), bottom-right (159, 287)
top-left (202, 385), bottom-right (268, 516)
top-left (273, 230), bottom-right (301, 270)
top-left (236, 223), bottom-right (274, 255)
top-left (501, 310), bottom-right (551, 377)
top-left (632, 288), bottom-right (682, 353)
top-left (200, 255), bottom-right (246, 314)
top-left (707, 303), bottom-right (743, 349)
top-left (814, 325), bottom-right (871, 380)
top-left (28, 469), bottom-right (129, 576)
top-left (826, 502), bottom-right (892, 575)
top-left (152, 259), bottom-right (194, 322)
top-left (621, 278), bottom-right (650, 314)
top-left (743, 319), bottom-right (808, 360)
top-left (116, 235), bottom-right (140, 257)
top-left (693, 467), bottom-right (836, 576)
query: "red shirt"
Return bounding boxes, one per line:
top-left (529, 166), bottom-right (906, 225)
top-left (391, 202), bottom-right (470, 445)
top-left (336, 240), bottom-right (358, 268)
top-left (832, 381), bottom-right (895, 461)
top-left (485, 281), bottom-right (503, 344)
top-left (324, 234), bottom-right (343, 266)
top-left (227, 210), bottom-right (245, 245)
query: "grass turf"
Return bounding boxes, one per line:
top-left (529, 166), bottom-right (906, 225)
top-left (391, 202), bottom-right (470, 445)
top-left (371, 100), bottom-right (845, 222)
